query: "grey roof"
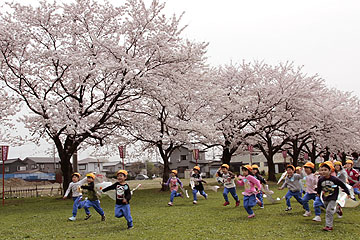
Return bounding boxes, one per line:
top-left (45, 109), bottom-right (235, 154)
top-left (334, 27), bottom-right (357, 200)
top-left (3, 158), bottom-right (23, 164)
top-left (78, 157), bottom-right (109, 164)
top-left (23, 157), bottom-right (60, 163)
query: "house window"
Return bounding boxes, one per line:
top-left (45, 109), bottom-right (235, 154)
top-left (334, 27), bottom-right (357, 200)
top-left (180, 155), bottom-right (187, 161)
top-left (32, 164), bottom-right (37, 169)
top-left (17, 166), bottom-right (26, 171)
top-left (40, 164), bottom-right (45, 170)
top-left (55, 163), bottom-right (59, 169)
top-left (263, 162), bottom-right (268, 167)
top-left (79, 165), bottom-right (86, 170)
top-left (5, 166), bottom-right (10, 172)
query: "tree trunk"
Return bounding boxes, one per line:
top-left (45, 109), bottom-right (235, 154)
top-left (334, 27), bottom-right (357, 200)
top-left (266, 153), bottom-right (277, 182)
top-left (161, 155), bottom-right (170, 191)
top-left (59, 154), bottom-right (73, 193)
top-left (221, 147), bottom-right (232, 165)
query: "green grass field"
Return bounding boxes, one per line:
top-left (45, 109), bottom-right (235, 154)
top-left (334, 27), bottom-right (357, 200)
top-left (1, 181), bottom-right (360, 240)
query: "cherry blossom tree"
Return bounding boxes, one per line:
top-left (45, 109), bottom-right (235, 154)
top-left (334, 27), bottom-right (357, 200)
top-left (0, 0), bottom-right (206, 190)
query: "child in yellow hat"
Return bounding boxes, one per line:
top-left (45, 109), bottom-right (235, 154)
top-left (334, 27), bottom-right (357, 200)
top-left (278, 165), bottom-right (303, 211)
top-left (63, 172), bottom-right (88, 221)
top-left (236, 165), bottom-right (262, 218)
top-left (216, 164), bottom-right (240, 207)
top-left (164, 170), bottom-right (184, 206)
top-left (251, 164), bottom-right (266, 208)
top-left (191, 166), bottom-right (208, 204)
top-left (302, 162), bottom-right (317, 217)
top-left (317, 161), bottom-right (351, 231)
top-left (100, 170), bottom-right (133, 229)
top-left (80, 173), bottom-right (105, 221)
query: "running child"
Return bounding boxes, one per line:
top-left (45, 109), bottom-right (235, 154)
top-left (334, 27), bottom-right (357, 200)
top-left (63, 172), bottom-right (88, 221)
top-left (317, 161), bottom-right (351, 231)
top-left (80, 173), bottom-right (106, 221)
top-left (334, 161), bottom-right (348, 184)
top-left (236, 165), bottom-right (262, 218)
top-left (101, 170), bottom-right (133, 229)
top-left (216, 164), bottom-right (240, 207)
top-left (278, 165), bottom-right (303, 211)
top-left (252, 164), bottom-right (266, 208)
top-left (191, 166), bottom-right (208, 204)
top-left (164, 170), bottom-right (183, 206)
top-left (345, 160), bottom-right (360, 198)
top-left (301, 162), bottom-right (317, 217)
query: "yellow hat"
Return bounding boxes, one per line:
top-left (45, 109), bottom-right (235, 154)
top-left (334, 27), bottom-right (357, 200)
top-left (346, 160), bottom-right (354, 165)
top-left (86, 173), bottom-right (96, 179)
top-left (193, 166), bottom-right (200, 171)
top-left (303, 162), bottom-right (315, 169)
top-left (334, 161), bottom-right (342, 166)
top-left (286, 165), bottom-right (295, 171)
top-left (242, 165), bottom-right (253, 172)
top-left (117, 170), bottom-right (128, 176)
top-left (251, 164), bottom-right (259, 169)
top-left (171, 170), bottom-right (178, 175)
top-left (221, 164), bottom-right (229, 169)
top-left (320, 161), bottom-right (335, 172)
top-left (72, 172), bottom-right (81, 178)
top-left (296, 166), bottom-right (302, 170)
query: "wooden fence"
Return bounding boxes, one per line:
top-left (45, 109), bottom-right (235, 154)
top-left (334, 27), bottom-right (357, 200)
top-left (1, 186), bottom-right (63, 199)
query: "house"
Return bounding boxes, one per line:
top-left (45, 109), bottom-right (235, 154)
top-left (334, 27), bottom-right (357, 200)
top-left (2, 158), bottom-right (28, 174)
top-left (169, 146), bottom-right (211, 178)
top-left (23, 157), bottom-right (61, 173)
top-left (103, 161), bottom-right (123, 177)
top-left (77, 157), bottom-right (109, 175)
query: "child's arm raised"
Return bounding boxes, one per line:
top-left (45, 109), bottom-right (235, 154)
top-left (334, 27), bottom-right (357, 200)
top-left (102, 182), bottom-right (118, 193)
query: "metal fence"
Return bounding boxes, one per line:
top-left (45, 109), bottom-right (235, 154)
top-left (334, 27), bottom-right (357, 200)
top-left (1, 186), bottom-right (63, 199)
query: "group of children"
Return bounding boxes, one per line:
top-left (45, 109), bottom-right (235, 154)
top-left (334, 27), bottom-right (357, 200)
top-left (63, 169), bottom-right (133, 229)
top-left (63, 159), bottom-right (359, 232)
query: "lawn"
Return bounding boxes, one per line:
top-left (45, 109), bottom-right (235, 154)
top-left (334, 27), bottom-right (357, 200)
top-left (1, 181), bottom-right (360, 240)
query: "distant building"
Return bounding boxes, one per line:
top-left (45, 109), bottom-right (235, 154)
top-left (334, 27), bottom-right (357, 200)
top-left (23, 157), bottom-right (60, 173)
top-left (2, 158), bottom-right (27, 174)
top-left (77, 157), bottom-right (109, 175)
top-left (169, 146), bottom-right (211, 178)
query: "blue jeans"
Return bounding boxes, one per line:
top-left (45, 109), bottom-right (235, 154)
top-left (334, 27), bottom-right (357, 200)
top-left (115, 204), bottom-right (133, 228)
top-left (302, 193), bottom-right (317, 212)
top-left (256, 191), bottom-right (263, 207)
top-left (170, 190), bottom-right (181, 202)
top-left (285, 190), bottom-right (303, 208)
top-left (72, 196), bottom-right (82, 217)
top-left (313, 196), bottom-right (324, 216)
top-left (243, 194), bottom-right (257, 215)
top-left (223, 187), bottom-right (239, 202)
top-left (192, 189), bottom-right (207, 201)
top-left (354, 188), bottom-right (360, 195)
top-left (81, 200), bottom-right (105, 216)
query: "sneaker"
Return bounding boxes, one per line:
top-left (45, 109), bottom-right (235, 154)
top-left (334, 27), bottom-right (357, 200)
top-left (68, 216), bottom-right (76, 221)
top-left (193, 200), bottom-right (197, 204)
top-left (285, 207), bottom-right (292, 211)
top-left (256, 199), bottom-right (262, 207)
top-left (337, 205), bottom-right (343, 217)
top-left (223, 201), bottom-right (230, 206)
top-left (84, 214), bottom-right (92, 220)
top-left (204, 194), bottom-right (208, 200)
top-left (168, 202), bottom-right (173, 206)
top-left (247, 213), bottom-right (255, 218)
top-left (260, 206), bottom-right (264, 209)
top-left (235, 201), bottom-right (240, 207)
top-left (101, 215), bottom-right (106, 221)
top-left (312, 216), bottom-right (321, 222)
top-left (303, 211), bottom-right (311, 217)
top-left (322, 226), bottom-right (333, 231)
top-left (127, 226), bottom-right (133, 230)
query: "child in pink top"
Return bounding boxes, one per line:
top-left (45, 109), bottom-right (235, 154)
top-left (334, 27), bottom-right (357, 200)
top-left (236, 165), bottom-right (262, 218)
top-left (301, 162), bottom-right (318, 217)
top-left (164, 170), bottom-right (183, 206)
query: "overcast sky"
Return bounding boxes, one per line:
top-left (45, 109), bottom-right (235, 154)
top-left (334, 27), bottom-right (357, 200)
top-left (3, 0), bottom-right (360, 159)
